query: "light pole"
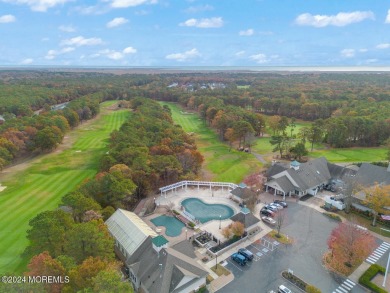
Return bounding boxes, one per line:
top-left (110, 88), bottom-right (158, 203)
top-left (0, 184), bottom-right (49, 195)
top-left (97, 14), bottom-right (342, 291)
top-left (383, 250), bottom-right (390, 288)
top-left (185, 229), bottom-right (188, 240)
top-left (215, 253), bottom-right (218, 269)
top-left (219, 215), bottom-right (222, 229)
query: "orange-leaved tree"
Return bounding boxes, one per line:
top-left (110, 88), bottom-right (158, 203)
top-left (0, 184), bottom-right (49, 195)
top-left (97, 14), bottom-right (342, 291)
top-left (363, 184), bottom-right (390, 226)
top-left (327, 222), bottom-right (376, 275)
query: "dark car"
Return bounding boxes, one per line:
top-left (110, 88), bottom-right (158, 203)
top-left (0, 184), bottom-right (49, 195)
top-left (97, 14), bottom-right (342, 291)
top-left (231, 253), bottom-right (247, 266)
top-left (238, 248), bottom-right (254, 261)
top-left (260, 208), bottom-right (275, 217)
top-left (274, 200), bottom-right (288, 208)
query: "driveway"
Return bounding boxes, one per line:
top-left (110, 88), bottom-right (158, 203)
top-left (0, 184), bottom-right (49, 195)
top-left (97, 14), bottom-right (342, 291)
top-left (218, 202), bottom-right (368, 293)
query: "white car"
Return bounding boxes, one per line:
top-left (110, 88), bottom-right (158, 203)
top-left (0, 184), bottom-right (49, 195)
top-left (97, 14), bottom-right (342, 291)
top-left (270, 203), bottom-right (283, 210)
top-left (278, 285), bottom-right (292, 293)
top-left (261, 216), bottom-right (276, 225)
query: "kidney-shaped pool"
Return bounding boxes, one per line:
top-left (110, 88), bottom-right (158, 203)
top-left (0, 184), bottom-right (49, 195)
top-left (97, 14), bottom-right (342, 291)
top-left (181, 198), bottom-right (234, 223)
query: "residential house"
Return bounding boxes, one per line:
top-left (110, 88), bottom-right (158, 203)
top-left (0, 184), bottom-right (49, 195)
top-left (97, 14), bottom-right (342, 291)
top-left (106, 209), bottom-right (208, 293)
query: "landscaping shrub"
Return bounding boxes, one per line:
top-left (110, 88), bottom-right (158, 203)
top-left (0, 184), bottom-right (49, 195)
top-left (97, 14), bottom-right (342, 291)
top-left (195, 285), bottom-right (207, 293)
top-left (172, 210), bottom-right (180, 215)
top-left (323, 212), bottom-right (342, 222)
top-left (306, 284), bottom-right (322, 293)
top-left (188, 222), bottom-right (195, 228)
top-left (359, 264), bottom-right (387, 293)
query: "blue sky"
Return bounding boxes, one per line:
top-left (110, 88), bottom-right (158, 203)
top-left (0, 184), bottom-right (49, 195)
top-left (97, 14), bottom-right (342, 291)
top-left (1, 0), bottom-right (390, 67)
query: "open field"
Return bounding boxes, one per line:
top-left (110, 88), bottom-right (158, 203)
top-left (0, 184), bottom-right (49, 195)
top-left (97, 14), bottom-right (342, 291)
top-left (0, 101), bottom-right (130, 274)
top-left (160, 102), bottom-right (262, 182)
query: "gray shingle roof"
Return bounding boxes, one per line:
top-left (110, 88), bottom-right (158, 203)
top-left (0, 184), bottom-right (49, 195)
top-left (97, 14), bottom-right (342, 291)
top-left (265, 164), bottom-right (288, 178)
top-left (230, 210), bottom-right (260, 228)
top-left (355, 163), bottom-right (390, 187)
top-left (128, 238), bottom-right (207, 293)
top-left (231, 187), bottom-right (256, 200)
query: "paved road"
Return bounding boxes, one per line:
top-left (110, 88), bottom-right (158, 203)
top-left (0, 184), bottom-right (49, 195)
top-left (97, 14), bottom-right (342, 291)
top-left (252, 152), bottom-right (267, 164)
top-left (218, 203), bottom-right (368, 293)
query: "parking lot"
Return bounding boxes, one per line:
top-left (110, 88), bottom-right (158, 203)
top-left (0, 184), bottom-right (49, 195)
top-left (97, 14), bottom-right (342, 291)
top-left (218, 202), bottom-right (368, 293)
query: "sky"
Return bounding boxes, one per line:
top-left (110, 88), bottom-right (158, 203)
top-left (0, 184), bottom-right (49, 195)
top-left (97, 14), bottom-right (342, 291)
top-left (1, 0), bottom-right (390, 67)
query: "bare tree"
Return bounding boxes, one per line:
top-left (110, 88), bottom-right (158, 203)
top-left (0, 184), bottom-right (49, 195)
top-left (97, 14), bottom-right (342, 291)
top-left (337, 175), bottom-right (361, 213)
top-left (275, 209), bottom-right (286, 237)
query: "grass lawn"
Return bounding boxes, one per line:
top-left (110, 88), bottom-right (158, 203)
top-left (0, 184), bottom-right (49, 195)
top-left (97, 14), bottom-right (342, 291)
top-left (0, 101), bottom-right (130, 274)
top-left (309, 147), bottom-right (387, 163)
top-left (211, 264), bottom-right (231, 276)
top-left (160, 102), bottom-right (262, 182)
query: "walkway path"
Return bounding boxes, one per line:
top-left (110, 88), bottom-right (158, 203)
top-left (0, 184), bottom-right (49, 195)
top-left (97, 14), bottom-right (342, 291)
top-left (252, 152), bottom-right (267, 164)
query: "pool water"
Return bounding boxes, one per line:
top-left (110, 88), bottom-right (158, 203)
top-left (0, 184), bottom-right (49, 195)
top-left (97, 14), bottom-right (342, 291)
top-left (181, 198), bottom-right (234, 223)
top-left (150, 215), bottom-right (185, 237)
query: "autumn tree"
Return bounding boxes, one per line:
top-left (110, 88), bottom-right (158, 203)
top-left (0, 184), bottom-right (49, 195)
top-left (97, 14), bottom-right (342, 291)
top-left (90, 269), bottom-right (134, 293)
top-left (230, 221), bottom-right (245, 237)
top-left (326, 222), bottom-right (376, 275)
top-left (221, 226), bottom-right (232, 239)
top-left (26, 251), bottom-right (66, 293)
top-left (363, 184), bottom-right (390, 226)
top-left (63, 257), bottom-right (116, 293)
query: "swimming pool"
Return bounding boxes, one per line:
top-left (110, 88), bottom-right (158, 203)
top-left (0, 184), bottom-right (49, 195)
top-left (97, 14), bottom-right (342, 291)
top-left (181, 198), bottom-right (234, 223)
top-left (150, 215), bottom-right (185, 237)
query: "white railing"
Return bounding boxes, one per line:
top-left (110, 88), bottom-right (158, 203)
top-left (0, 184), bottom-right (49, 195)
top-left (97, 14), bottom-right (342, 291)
top-left (159, 180), bottom-right (238, 194)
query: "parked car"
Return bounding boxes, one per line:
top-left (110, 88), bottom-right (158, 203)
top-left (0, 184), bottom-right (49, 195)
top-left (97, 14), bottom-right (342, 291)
top-left (274, 200), bottom-right (288, 208)
top-left (261, 216), bottom-right (276, 225)
top-left (231, 253), bottom-right (247, 266)
top-left (278, 285), bottom-right (292, 293)
top-left (270, 203), bottom-right (283, 210)
top-left (265, 204), bottom-right (278, 212)
top-left (260, 208), bottom-right (275, 217)
top-left (238, 248), bottom-right (254, 261)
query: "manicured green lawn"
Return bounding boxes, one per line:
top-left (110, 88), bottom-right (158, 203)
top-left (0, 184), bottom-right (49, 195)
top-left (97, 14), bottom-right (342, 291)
top-left (309, 147), bottom-right (387, 163)
top-left (0, 102), bottom-right (130, 274)
top-left (160, 102), bottom-right (262, 182)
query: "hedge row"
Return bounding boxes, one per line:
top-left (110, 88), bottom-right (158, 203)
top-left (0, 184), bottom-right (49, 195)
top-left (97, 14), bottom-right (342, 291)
top-left (359, 264), bottom-right (387, 293)
top-left (282, 271), bottom-right (322, 292)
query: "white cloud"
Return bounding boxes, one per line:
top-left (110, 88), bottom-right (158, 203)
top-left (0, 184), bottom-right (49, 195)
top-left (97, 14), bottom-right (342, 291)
top-left (385, 9), bottom-right (390, 23)
top-left (239, 29), bottom-right (254, 36)
top-left (45, 47), bottom-right (75, 59)
top-left (376, 43), bottom-right (390, 49)
top-left (235, 51), bottom-right (245, 57)
top-left (250, 53), bottom-right (268, 63)
top-left (184, 4), bottom-right (213, 13)
top-left (123, 46), bottom-right (137, 54)
top-left (59, 25), bottom-right (75, 32)
top-left (180, 17), bottom-right (223, 28)
top-left (341, 49), bottom-right (355, 58)
top-left (20, 58), bottom-right (33, 65)
top-left (295, 11), bottom-right (374, 27)
top-left (0, 14), bottom-right (16, 23)
top-left (359, 48), bottom-right (368, 53)
top-left (249, 53), bottom-right (279, 64)
top-left (73, 5), bottom-right (109, 15)
top-left (60, 36), bottom-right (103, 47)
top-left (95, 46), bottom-right (137, 60)
top-left (110, 0), bottom-right (157, 8)
top-left (166, 48), bottom-right (201, 62)
top-left (107, 17), bottom-right (128, 28)
top-left (1, 0), bottom-right (73, 12)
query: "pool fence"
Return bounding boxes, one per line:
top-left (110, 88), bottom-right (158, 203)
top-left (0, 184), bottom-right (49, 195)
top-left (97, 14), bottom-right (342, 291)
top-left (159, 180), bottom-right (238, 196)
